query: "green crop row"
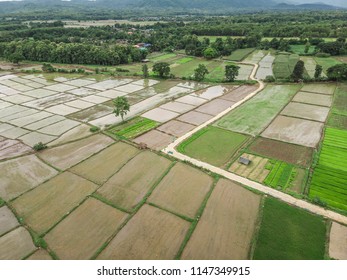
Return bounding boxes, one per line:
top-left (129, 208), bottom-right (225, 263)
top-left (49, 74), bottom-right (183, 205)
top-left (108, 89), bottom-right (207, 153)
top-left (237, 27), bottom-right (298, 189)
top-left (263, 160), bottom-right (295, 190)
top-left (108, 117), bottom-right (158, 139)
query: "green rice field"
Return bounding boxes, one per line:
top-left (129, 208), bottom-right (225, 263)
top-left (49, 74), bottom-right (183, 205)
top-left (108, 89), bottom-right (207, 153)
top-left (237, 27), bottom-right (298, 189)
top-left (107, 117), bottom-right (158, 139)
top-left (225, 48), bottom-right (255, 61)
top-left (177, 126), bottom-right (249, 167)
top-left (273, 53), bottom-right (300, 79)
top-left (214, 84), bottom-right (300, 135)
top-left (290, 45), bottom-right (315, 55)
top-left (309, 127), bottom-right (347, 211)
top-left (253, 198), bottom-right (327, 260)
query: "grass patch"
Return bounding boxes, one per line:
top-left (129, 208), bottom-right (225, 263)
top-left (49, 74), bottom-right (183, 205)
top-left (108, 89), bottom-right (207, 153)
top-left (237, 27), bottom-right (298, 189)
top-left (226, 48), bottom-right (255, 61)
top-left (107, 117), bottom-right (158, 139)
top-left (314, 57), bottom-right (341, 74)
top-left (215, 84), bottom-right (300, 136)
top-left (0, 197), bottom-right (5, 207)
top-left (253, 197), bottom-right (326, 260)
top-left (309, 127), bottom-right (347, 211)
top-left (177, 126), bottom-right (249, 167)
top-left (290, 45), bottom-right (315, 55)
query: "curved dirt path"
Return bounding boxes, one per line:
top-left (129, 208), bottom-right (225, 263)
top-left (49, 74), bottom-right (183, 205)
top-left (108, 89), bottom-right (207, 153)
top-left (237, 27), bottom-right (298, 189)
top-left (162, 63), bottom-right (347, 226)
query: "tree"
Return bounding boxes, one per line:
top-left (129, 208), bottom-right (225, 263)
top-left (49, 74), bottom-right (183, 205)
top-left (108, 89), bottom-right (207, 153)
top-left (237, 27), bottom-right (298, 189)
top-left (194, 64), bottom-right (209, 81)
top-left (314, 64), bottom-right (323, 79)
top-left (8, 50), bottom-right (24, 65)
top-left (142, 64), bottom-right (149, 78)
top-left (113, 96), bottom-right (130, 122)
top-left (304, 42), bottom-right (311, 54)
top-left (152, 62), bottom-right (170, 78)
top-left (291, 60), bottom-right (305, 82)
top-left (327, 64), bottom-right (347, 81)
top-left (203, 47), bottom-right (219, 59)
top-left (42, 63), bottom-right (55, 73)
top-left (225, 64), bottom-right (240, 82)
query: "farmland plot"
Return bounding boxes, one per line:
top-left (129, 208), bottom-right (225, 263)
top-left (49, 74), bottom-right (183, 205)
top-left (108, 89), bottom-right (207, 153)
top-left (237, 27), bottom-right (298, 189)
top-left (253, 198), bottom-right (326, 260)
top-left (97, 205), bottom-right (190, 260)
top-left (96, 151), bottom-right (171, 211)
top-left (181, 179), bottom-right (261, 260)
top-left (0, 206), bottom-right (19, 236)
top-left (11, 172), bottom-right (98, 234)
top-left (301, 83), bottom-right (336, 95)
top-left (255, 53), bottom-right (275, 80)
top-left (309, 127), bottom-right (347, 211)
top-left (177, 126), bottom-right (249, 167)
top-left (148, 163), bottom-right (213, 219)
top-left (133, 130), bottom-right (173, 151)
top-left (280, 102), bottom-right (330, 122)
top-left (292, 91), bottom-right (332, 107)
top-left (215, 85), bottom-right (300, 136)
top-left (70, 142), bottom-right (140, 184)
top-left (261, 115), bottom-right (324, 148)
top-left (226, 48), bottom-right (255, 61)
top-left (329, 222), bottom-right (347, 260)
top-left (26, 250), bottom-right (52, 260)
top-left (45, 198), bottom-right (127, 259)
top-left (248, 137), bottom-right (313, 167)
top-left (273, 54), bottom-right (299, 79)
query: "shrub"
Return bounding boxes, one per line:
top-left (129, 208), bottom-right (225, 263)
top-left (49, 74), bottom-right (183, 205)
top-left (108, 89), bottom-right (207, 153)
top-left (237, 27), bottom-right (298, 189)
top-left (33, 142), bottom-right (47, 151)
top-left (312, 196), bottom-right (327, 208)
top-left (315, 53), bottom-right (331, 57)
top-left (89, 126), bottom-right (100, 133)
top-left (264, 75), bottom-right (275, 82)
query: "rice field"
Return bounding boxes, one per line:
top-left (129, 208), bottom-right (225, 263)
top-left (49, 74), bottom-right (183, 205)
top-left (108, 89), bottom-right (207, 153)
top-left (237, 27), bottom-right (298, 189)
top-left (107, 117), bottom-right (159, 139)
top-left (225, 48), bottom-right (255, 61)
top-left (215, 84), bottom-right (300, 136)
top-left (177, 126), bottom-right (249, 167)
top-left (253, 198), bottom-right (327, 260)
top-left (273, 53), bottom-right (300, 79)
top-left (290, 45), bottom-right (315, 55)
top-left (309, 127), bottom-right (347, 211)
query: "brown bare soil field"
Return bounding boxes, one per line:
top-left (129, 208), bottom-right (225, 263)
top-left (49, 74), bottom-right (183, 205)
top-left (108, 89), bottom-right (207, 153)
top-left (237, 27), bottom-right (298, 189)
top-left (195, 99), bottom-right (234, 116)
top-left (26, 249), bottom-right (52, 260)
top-left (45, 198), bottom-right (127, 260)
top-left (329, 222), bottom-right (347, 260)
top-left (70, 142), bottom-right (139, 184)
top-left (280, 102), bottom-right (330, 122)
top-left (0, 139), bottom-right (32, 160)
top-left (11, 172), bottom-right (98, 234)
top-left (292, 91), bottom-right (333, 107)
top-left (97, 205), bottom-right (190, 260)
top-left (301, 84), bottom-right (336, 95)
top-left (0, 206), bottom-right (19, 236)
top-left (0, 155), bottom-right (58, 201)
top-left (157, 120), bottom-right (196, 137)
top-left (249, 137), bottom-right (313, 167)
top-left (261, 116), bottom-right (324, 148)
top-left (0, 227), bottom-right (36, 259)
top-left (148, 163), bottom-right (213, 219)
top-left (177, 111), bottom-right (214, 125)
top-left (181, 179), bottom-right (261, 259)
top-left (39, 134), bottom-right (114, 170)
top-left (97, 151), bottom-right (171, 211)
top-left (133, 130), bottom-right (173, 150)
top-left (221, 85), bottom-right (258, 102)
top-left (160, 101), bottom-right (195, 114)
top-left (248, 158), bottom-right (269, 181)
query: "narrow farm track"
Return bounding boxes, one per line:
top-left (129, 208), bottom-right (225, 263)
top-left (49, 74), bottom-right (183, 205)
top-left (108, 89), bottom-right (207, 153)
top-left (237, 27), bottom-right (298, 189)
top-left (162, 62), bottom-right (347, 226)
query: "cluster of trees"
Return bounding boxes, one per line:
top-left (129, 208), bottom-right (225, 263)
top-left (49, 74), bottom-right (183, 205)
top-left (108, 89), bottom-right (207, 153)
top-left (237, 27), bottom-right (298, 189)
top-left (0, 40), bottom-right (147, 65)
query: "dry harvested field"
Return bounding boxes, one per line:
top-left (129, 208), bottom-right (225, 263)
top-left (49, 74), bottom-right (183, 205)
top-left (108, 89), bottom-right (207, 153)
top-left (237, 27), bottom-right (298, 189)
top-left (0, 206), bottom-right (19, 236)
top-left (280, 102), bottom-right (330, 123)
top-left (177, 111), bottom-right (214, 125)
top-left (96, 151), bottom-right (172, 211)
top-left (70, 142), bottom-right (139, 184)
top-left (292, 91), bottom-right (332, 107)
top-left (329, 222), bottom-right (347, 260)
top-left (220, 85), bottom-right (258, 102)
top-left (11, 172), bottom-right (98, 234)
top-left (195, 98), bottom-right (234, 116)
top-left (181, 179), bottom-right (261, 259)
top-left (148, 163), bottom-right (213, 219)
top-left (45, 198), bottom-right (127, 260)
top-left (27, 249), bottom-right (52, 260)
top-left (261, 116), bottom-right (324, 148)
top-left (133, 130), bottom-right (173, 151)
top-left (97, 205), bottom-right (190, 260)
top-left (301, 83), bottom-right (336, 95)
top-left (39, 134), bottom-right (114, 170)
top-left (0, 155), bottom-right (58, 201)
top-left (248, 137), bottom-right (313, 167)
top-left (157, 120), bottom-right (196, 137)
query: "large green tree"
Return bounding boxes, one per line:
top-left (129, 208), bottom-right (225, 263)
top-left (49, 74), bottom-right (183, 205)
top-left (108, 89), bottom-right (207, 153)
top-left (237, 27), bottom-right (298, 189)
top-left (194, 64), bottom-right (209, 81)
top-left (113, 96), bottom-right (130, 122)
top-left (327, 64), bottom-right (347, 81)
top-left (291, 60), bottom-right (305, 82)
top-left (225, 64), bottom-right (240, 82)
top-left (314, 64), bottom-right (323, 79)
top-left (152, 62), bottom-right (171, 78)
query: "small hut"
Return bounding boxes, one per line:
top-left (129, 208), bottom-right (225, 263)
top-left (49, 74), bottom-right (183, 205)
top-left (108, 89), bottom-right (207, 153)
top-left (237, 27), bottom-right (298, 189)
top-left (239, 156), bottom-right (251, 165)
